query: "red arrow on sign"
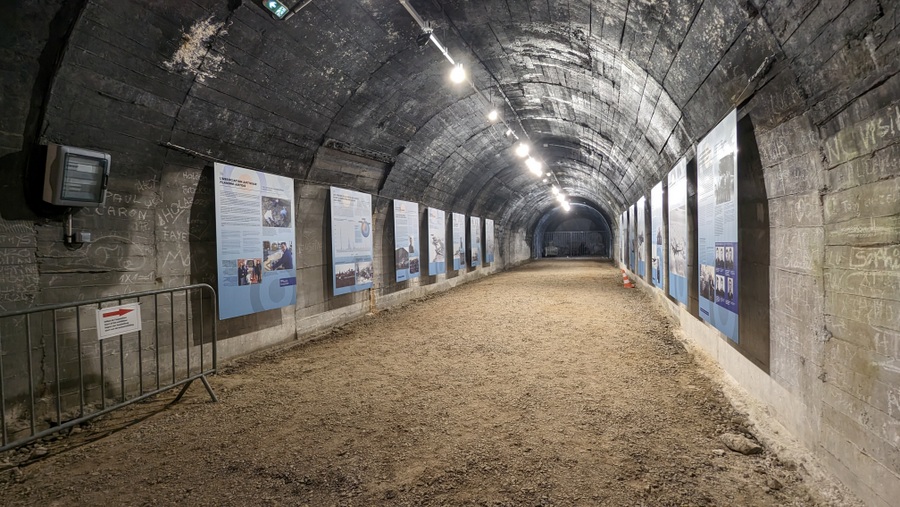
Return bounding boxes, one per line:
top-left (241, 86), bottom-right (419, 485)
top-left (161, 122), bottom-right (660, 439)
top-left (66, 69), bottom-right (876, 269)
top-left (102, 308), bottom-right (134, 318)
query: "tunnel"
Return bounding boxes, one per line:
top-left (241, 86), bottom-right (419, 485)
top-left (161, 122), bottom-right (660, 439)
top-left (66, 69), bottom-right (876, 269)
top-left (533, 201), bottom-right (613, 258)
top-left (0, 0), bottom-right (898, 505)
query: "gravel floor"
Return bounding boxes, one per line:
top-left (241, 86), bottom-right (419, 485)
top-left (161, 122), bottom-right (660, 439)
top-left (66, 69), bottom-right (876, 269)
top-left (1, 260), bottom-right (830, 506)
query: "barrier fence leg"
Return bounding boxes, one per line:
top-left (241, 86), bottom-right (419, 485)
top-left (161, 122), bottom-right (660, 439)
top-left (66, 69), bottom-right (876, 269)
top-left (171, 380), bottom-right (194, 404)
top-left (200, 375), bottom-right (219, 403)
top-left (171, 376), bottom-right (219, 405)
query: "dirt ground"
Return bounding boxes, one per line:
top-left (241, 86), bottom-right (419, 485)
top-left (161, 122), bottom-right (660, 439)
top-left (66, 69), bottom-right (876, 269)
top-left (0, 260), bottom-right (848, 505)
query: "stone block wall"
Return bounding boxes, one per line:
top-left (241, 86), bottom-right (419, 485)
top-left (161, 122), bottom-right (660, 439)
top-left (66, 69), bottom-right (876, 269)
top-left (616, 2), bottom-right (900, 503)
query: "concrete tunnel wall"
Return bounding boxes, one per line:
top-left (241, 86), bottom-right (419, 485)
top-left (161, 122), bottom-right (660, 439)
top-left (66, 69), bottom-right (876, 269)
top-left (0, 1), bottom-right (898, 505)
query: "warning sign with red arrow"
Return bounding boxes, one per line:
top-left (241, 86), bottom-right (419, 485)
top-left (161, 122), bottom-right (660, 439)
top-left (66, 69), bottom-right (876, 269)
top-left (95, 303), bottom-right (142, 340)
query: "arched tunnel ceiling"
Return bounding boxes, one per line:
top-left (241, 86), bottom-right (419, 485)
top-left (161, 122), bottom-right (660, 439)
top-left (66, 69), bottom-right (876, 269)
top-left (315, 0), bottom-right (768, 231)
top-left (321, 0), bottom-right (702, 225)
top-left (33, 0), bottom-right (780, 233)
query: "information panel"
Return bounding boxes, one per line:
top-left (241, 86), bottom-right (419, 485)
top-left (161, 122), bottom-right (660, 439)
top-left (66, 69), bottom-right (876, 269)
top-left (636, 196), bottom-right (646, 278)
top-left (427, 208), bottom-right (446, 275)
top-left (214, 163), bottom-right (296, 320)
top-left (667, 157), bottom-right (688, 305)
top-left (620, 211), bottom-right (626, 264)
top-left (651, 183), bottom-right (665, 289)
top-left (330, 187), bottom-right (374, 296)
top-left (485, 219), bottom-right (495, 263)
top-left (393, 199), bottom-right (420, 282)
top-left (697, 110), bottom-right (739, 342)
top-left (452, 212), bottom-right (466, 271)
top-left (628, 205), bottom-right (635, 271)
top-left (470, 216), bottom-right (482, 267)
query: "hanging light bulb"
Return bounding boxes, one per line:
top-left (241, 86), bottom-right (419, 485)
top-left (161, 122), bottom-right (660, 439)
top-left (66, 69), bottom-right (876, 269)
top-left (450, 63), bottom-right (466, 83)
top-left (487, 109), bottom-right (499, 122)
top-left (551, 185), bottom-right (560, 195)
top-left (557, 193), bottom-right (567, 203)
top-left (562, 201), bottom-right (571, 212)
top-left (542, 178), bottom-right (548, 183)
top-left (515, 142), bottom-right (530, 158)
top-left (525, 157), bottom-right (542, 175)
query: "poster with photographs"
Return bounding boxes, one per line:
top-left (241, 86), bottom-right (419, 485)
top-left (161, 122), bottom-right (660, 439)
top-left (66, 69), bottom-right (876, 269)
top-left (628, 204), bottom-right (636, 272)
top-left (650, 182), bottom-right (665, 290)
top-left (667, 157), bottom-right (688, 305)
top-left (214, 162), bottom-right (296, 320)
top-left (636, 196), bottom-right (647, 278)
top-left (485, 219), bottom-right (495, 264)
top-left (452, 212), bottom-right (466, 271)
top-left (427, 208), bottom-right (446, 275)
top-left (470, 216), bottom-right (482, 267)
top-left (393, 199), bottom-right (420, 282)
top-left (697, 109), bottom-right (739, 342)
top-left (330, 187), bottom-right (374, 296)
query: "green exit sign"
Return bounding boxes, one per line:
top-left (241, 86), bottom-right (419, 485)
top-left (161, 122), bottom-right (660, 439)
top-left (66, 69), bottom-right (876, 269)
top-left (264, 0), bottom-right (289, 18)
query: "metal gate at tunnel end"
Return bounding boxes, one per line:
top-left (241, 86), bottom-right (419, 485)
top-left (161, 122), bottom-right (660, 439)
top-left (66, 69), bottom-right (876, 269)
top-left (542, 231), bottom-right (608, 258)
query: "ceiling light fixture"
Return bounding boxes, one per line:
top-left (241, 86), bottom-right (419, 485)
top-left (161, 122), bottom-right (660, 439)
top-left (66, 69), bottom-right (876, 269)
top-left (487, 109), bottom-right (499, 122)
top-left (416, 21), bottom-right (434, 48)
top-left (551, 185), bottom-right (560, 195)
top-left (525, 157), bottom-right (542, 176)
top-left (450, 63), bottom-right (466, 83)
top-left (515, 142), bottom-right (530, 158)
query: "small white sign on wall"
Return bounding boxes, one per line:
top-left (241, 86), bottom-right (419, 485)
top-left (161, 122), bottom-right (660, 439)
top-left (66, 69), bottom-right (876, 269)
top-left (95, 303), bottom-right (142, 340)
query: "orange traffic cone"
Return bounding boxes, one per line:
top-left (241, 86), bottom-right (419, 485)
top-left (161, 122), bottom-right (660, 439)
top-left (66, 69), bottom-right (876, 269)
top-left (622, 270), bottom-right (635, 288)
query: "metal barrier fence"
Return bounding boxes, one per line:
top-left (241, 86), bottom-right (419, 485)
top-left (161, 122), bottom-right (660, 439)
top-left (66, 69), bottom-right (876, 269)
top-left (542, 231), bottom-right (608, 257)
top-left (0, 284), bottom-right (218, 451)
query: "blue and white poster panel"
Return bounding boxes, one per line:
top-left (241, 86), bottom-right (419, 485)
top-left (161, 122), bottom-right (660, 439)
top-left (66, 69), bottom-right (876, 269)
top-left (628, 205), bottom-right (635, 271)
top-left (636, 196), bottom-right (646, 278)
top-left (485, 219), bottom-right (495, 263)
top-left (470, 216), bottom-right (482, 267)
top-left (213, 162), bottom-right (296, 320)
top-left (620, 211), bottom-right (626, 265)
top-left (667, 157), bottom-right (688, 305)
top-left (697, 109), bottom-right (739, 342)
top-left (452, 212), bottom-right (466, 270)
top-left (427, 208), bottom-right (446, 275)
top-left (651, 182), bottom-right (665, 289)
top-left (330, 187), bottom-right (374, 296)
top-left (393, 199), bottom-right (420, 282)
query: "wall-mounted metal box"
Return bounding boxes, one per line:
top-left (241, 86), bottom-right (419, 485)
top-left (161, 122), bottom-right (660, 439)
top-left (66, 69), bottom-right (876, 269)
top-left (42, 143), bottom-right (110, 207)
